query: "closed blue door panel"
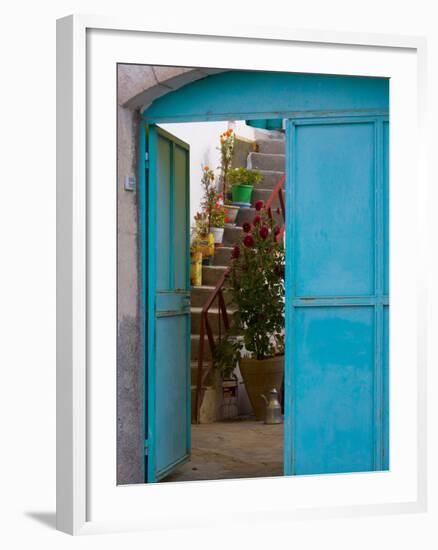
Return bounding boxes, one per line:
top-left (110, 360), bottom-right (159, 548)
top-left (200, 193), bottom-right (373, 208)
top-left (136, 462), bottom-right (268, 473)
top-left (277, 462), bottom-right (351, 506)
top-left (146, 125), bottom-right (191, 482)
top-left (294, 122), bottom-right (375, 297)
top-left (293, 307), bottom-right (375, 474)
top-left (285, 115), bottom-right (389, 476)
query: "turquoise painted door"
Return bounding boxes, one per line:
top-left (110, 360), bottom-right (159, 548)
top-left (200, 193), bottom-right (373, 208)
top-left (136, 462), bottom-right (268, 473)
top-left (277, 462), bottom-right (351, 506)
top-left (284, 115), bottom-right (389, 475)
top-left (145, 125), bottom-right (191, 482)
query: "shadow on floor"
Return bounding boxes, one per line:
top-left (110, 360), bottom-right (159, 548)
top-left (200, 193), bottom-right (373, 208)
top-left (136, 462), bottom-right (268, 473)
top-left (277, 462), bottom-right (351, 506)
top-left (163, 419), bottom-right (283, 482)
top-left (25, 511), bottom-right (57, 530)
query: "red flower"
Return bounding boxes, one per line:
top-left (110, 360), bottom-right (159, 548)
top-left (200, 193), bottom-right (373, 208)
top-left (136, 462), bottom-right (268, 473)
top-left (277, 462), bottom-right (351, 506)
top-left (273, 226), bottom-right (280, 236)
top-left (242, 222), bottom-right (252, 233)
top-left (243, 234), bottom-right (254, 248)
top-left (253, 215), bottom-right (261, 226)
top-left (231, 245), bottom-right (241, 259)
top-left (255, 200), bottom-right (264, 211)
top-left (259, 225), bottom-right (269, 239)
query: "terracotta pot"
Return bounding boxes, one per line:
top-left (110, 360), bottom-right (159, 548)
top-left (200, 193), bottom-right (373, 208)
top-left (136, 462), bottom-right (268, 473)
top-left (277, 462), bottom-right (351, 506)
top-left (239, 355), bottom-right (284, 421)
top-left (224, 204), bottom-right (240, 224)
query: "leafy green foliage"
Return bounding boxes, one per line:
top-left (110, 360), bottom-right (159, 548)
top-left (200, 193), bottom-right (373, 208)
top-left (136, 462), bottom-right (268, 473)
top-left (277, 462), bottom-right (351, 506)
top-left (227, 209), bottom-right (285, 360)
top-left (213, 335), bottom-right (241, 378)
top-left (209, 204), bottom-right (226, 228)
top-left (219, 129), bottom-right (235, 198)
top-left (228, 167), bottom-right (263, 187)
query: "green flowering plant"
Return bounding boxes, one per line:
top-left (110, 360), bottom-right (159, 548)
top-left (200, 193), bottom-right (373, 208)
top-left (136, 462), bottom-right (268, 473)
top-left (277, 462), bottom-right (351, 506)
top-left (227, 205), bottom-right (285, 360)
top-left (199, 165), bottom-right (218, 228)
top-left (213, 334), bottom-right (241, 378)
top-left (209, 203), bottom-right (226, 228)
top-left (228, 167), bottom-right (263, 187)
top-left (218, 128), bottom-right (235, 199)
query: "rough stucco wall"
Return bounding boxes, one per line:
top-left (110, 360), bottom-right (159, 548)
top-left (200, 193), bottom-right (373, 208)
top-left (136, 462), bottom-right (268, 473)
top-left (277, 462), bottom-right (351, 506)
top-left (117, 105), bottom-right (143, 484)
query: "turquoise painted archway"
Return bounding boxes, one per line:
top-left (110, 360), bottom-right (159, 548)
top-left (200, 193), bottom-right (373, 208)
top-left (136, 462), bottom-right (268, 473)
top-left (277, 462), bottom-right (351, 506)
top-left (142, 70), bottom-right (388, 122)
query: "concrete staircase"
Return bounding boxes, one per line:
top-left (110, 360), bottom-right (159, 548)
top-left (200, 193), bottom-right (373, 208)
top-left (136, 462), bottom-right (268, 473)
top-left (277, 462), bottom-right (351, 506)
top-left (190, 133), bottom-right (285, 423)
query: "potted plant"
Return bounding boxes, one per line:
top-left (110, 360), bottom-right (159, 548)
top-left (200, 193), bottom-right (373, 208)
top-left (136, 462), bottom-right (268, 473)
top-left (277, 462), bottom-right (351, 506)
top-left (209, 203), bottom-right (226, 244)
top-left (213, 333), bottom-right (241, 380)
top-left (198, 165), bottom-right (224, 244)
top-left (218, 128), bottom-right (235, 200)
top-left (228, 167), bottom-right (263, 206)
top-left (218, 129), bottom-right (240, 225)
top-left (223, 202), bottom-right (240, 226)
top-left (191, 211), bottom-right (214, 265)
top-left (226, 206), bottom-right (285, 420)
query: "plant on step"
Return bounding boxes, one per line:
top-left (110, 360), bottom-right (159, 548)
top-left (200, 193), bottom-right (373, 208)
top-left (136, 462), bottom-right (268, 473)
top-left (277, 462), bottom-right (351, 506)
top-left (213, 333), bottom-right (241, 379)
top-left (199, 165), bottom-right (219, 229)
top-left (227, 208), bottom-right (285, 360)
top-left (228, 167), bottom-right (263, 187)
top-left (191, 210), bottom-right (209, 240)
top-left (218, 128), bottom-right (235, 200)
top-left (228, 167), bottom-right (263, 205)
top-left (209, 202), bottom-right (226, 228)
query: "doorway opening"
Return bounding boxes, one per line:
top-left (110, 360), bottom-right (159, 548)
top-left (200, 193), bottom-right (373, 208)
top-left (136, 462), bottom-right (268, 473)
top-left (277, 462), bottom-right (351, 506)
top-left (153, 119), bottom-right (286, 482)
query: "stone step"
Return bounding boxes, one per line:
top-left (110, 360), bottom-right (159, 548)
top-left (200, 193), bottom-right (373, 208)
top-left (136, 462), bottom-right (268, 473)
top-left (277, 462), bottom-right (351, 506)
top-left (191, 334), bottom-right (212, 361)
top-left (223, 225), bottom-right (243, 246)
top-left (256, 139), bottom-right (285, 154)
top-left (201, 265), bottom-right (229, 286)
top-left (212, 246), bottom-right (233, 266)
top-left (252, 188), bottom-right (282, 209)
top-left (190, 306), bottom-right (235, 335)
top-left (258, 170), bottom-right (285, 189)
top-left (236, 207), bottom-right (283, 226)
top-left (248, 152), bottom-right (285, 172)
top-left (190, 285), bottom-right (233, 308)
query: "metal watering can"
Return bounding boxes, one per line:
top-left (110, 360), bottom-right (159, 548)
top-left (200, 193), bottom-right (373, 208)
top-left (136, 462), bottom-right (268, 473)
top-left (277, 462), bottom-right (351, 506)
top-left (260, 388), bottom-right (282, 424)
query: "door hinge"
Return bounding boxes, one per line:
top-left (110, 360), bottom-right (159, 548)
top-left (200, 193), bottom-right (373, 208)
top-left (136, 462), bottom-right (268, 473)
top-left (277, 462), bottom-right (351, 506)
top-left (144, 439), bottom-right (149, 456)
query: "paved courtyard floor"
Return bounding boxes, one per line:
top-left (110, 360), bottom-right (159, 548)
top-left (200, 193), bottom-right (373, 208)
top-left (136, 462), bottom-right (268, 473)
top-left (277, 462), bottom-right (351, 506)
top-left (163, 419), bottom-right (283, 482)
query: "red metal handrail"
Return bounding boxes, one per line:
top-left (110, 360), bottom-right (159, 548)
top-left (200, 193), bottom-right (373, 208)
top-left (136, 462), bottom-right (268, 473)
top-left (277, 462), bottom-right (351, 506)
top-left (194, 173), bottom-right (286, 423)
top-left (195, 267), bottom-right (230, 423)
top-left (265, 174), bottom-right (286, 241)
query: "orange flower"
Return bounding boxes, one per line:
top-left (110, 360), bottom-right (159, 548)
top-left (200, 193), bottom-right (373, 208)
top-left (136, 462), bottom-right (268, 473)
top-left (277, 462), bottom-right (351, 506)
top-left (203, 165), bottom-right (209, 171)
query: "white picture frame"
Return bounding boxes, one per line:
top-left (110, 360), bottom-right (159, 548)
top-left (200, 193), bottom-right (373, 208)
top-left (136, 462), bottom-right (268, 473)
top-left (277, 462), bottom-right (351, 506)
top-left (56, 15), bottom-right (428, 535)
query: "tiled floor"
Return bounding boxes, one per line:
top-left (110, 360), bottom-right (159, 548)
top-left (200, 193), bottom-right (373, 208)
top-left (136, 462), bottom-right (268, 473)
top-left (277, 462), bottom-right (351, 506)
top-left (162, 419), bottom-right (283, 482)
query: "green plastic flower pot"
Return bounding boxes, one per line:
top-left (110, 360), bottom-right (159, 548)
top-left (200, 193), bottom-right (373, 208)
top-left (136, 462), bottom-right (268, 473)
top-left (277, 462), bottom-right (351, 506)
top-left (231, 184), bottom-right (253, 204)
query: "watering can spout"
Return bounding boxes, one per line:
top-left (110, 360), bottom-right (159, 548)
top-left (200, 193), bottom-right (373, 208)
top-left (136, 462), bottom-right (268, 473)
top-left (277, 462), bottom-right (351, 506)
top-left (260, 394), bottom-right (267, 405)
